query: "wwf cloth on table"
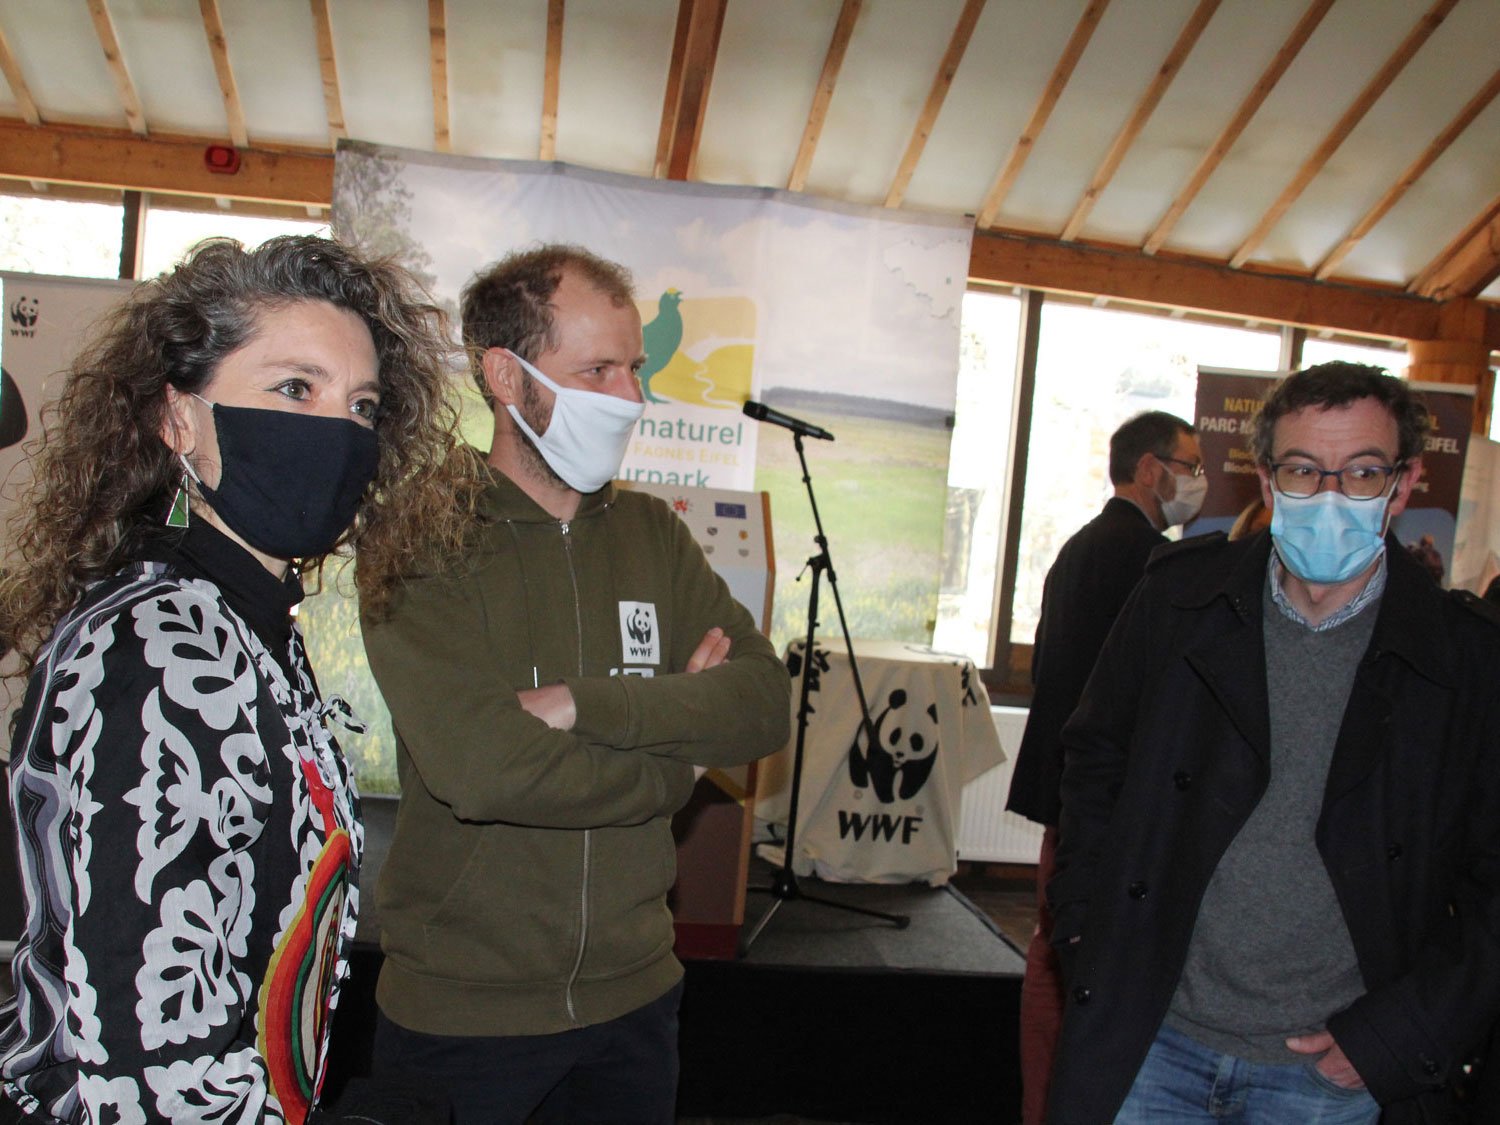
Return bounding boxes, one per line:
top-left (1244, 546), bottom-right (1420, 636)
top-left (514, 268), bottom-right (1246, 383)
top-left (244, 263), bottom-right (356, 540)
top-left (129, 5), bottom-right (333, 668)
top-left (766, 638), bottom-right (1003, 886)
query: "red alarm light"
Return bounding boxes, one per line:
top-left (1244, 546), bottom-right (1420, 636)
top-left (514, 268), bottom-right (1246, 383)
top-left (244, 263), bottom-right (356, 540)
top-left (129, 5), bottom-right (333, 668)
top-left (204, 145), bottom-right (241, 175)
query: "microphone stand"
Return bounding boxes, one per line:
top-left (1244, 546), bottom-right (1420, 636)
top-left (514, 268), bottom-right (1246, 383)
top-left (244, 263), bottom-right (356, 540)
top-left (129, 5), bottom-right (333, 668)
top-left (739, 430), bottom-right (908, 956)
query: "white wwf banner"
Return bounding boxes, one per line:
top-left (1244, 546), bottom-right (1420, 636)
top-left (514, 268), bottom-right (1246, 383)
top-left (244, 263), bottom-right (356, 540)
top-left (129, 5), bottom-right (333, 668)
top-left (0, 272), bottom-right (135, 553)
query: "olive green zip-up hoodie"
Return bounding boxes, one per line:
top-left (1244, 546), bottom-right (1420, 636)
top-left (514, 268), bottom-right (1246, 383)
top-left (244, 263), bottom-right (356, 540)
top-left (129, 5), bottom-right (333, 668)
top-left (362, 464), bottom-right (789, 1037)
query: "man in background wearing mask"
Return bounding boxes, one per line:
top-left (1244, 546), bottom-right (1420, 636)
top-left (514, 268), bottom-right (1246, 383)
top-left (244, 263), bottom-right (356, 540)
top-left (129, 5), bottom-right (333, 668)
top-left (361, 245), bottom-right (790, 1124)
top-left (1046, 363), bottom-right (1500, 1124)
top-left (1005, 409), bottom-right (1203, 1124)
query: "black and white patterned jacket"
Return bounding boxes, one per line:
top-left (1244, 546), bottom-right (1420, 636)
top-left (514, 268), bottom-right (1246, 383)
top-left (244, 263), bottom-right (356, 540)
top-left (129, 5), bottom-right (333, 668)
top-left (0, 527), bottom-right (362, 1124)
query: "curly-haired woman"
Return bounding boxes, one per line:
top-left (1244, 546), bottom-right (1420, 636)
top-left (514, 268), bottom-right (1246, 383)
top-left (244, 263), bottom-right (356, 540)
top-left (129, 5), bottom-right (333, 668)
top-left (0, 235), bottom-right (474, 1124)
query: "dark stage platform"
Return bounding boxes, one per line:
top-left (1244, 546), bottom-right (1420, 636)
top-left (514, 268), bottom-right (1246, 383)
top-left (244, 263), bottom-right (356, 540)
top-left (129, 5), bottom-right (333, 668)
top-left (327, 854), bottom-right (1024, 1124)
top-left (679, 860), bottom-right (1023, 1123)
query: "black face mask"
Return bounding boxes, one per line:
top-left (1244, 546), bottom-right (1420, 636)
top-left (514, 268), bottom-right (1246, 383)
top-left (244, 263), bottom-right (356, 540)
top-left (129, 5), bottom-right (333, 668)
top-left (190, 401), bottom-right (381, 560)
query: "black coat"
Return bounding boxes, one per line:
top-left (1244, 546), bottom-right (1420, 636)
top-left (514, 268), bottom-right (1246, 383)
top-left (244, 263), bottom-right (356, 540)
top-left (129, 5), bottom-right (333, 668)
top-left (1048, 531), bottom-right (1500, 1124)
top-left (1006, 496), bottom-right (1165, 825)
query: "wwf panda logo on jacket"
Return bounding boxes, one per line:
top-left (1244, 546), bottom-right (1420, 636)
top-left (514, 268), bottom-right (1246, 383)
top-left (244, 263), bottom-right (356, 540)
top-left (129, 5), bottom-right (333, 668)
top-left (848, 688), bottom-right (939, 803)
top-left (625, 605), bottom-right (653, 646)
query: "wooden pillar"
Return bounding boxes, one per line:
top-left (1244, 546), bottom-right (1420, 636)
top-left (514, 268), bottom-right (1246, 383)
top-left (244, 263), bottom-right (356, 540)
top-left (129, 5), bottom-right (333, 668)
top-left (1406, 298), bottom-right (1491, 435)
top-left (118, 189), bottom-right (146, 280)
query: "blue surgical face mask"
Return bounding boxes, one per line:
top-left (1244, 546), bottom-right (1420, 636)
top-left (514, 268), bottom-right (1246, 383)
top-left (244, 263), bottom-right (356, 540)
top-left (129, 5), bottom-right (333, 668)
top-left (1270, 489), bottom-right (1389, 585)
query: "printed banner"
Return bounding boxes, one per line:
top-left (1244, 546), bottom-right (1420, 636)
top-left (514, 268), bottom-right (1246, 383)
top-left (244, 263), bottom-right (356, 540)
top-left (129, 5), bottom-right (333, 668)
top-left (1187, 367), bottom-right (1280, 536)
top-left (1190, 366), bottom-right (1474, 585)
top-left (1453, 437), bottom-right (1500, 595)
top-left (0, 272), bottom-right (136, 552)
top-left (325, 144), bottom-right (973, 790)
top-left (331, 142), bottom-right (971, 490)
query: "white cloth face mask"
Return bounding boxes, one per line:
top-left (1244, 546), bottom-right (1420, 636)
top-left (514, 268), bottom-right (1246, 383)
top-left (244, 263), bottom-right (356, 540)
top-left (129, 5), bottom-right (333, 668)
top-left (506, 352), bottom-right (645, 494)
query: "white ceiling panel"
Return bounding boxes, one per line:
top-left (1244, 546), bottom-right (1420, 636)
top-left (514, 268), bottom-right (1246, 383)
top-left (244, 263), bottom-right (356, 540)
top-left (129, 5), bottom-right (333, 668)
top-left (803, 0), bottom-right (971, 207)
top-left (108, 0), bottom-right (224, 136)
top-left (1002, 0), bottom-right (1203, 234)
top-left (903, 0), bottom-right (1090, 217)
top-left (554, 0), bottom-right (677, 179)
top-left (447, 0), bottom-right (547, 160)
top-left (332, 0), bottom-right (435, 151)
top-left (694, 0), bottom-right (835, 192)
top-left (218, 0), bottom-right (330, 148)
top-left (0, 0), bottom-right (126, 127)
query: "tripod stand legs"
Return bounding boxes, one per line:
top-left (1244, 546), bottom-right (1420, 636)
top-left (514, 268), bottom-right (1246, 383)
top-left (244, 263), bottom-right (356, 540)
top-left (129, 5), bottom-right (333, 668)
top-left (738, 863), bottom-right (910, 958)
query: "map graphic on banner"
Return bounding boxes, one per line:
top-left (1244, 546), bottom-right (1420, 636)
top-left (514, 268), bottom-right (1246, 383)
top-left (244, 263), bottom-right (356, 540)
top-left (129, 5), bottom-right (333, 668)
top-left (1190, 366), bottom-right (1475, 586)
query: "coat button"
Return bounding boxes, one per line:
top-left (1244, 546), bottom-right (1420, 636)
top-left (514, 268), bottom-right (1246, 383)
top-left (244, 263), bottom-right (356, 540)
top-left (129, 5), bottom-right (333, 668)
top-left (1387, 843), bottom-right (1403, 860)
top-left (1174, 770), bottom-right (1193, 790)
top-left (1419, 1055), bottom-right (1439, 1077)
top-left (1128, 881), bottom-right (1148, 899)
top-left (1073, 986), bottom-right (1091, 1004)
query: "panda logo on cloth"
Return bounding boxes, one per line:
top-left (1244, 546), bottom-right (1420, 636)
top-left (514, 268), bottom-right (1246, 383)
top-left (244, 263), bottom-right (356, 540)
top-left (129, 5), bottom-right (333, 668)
top-left (848, 688), bottom-right (939, 803)
top-left (618, 601), bottom-right (660, 664)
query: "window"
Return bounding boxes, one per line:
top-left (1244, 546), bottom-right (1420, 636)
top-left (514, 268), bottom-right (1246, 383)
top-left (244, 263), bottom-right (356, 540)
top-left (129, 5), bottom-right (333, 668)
top-left (0, 194), bottom-right (123, 278)
top-left (1302, 335), bottom-right (1407, 373)
top-left (1006, 301), bottom-right (1282, 645)
top-left (931, 289), bottom-right (1021, 665)
top-left (141, 208), bottom-right (329, 278)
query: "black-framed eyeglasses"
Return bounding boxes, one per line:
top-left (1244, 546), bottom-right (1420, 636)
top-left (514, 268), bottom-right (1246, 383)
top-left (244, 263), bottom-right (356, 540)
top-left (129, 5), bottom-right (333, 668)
top-left (1157, 455), bottom-right (1204, 478)
top-left (1270, 461), bottom-right (1402, 501)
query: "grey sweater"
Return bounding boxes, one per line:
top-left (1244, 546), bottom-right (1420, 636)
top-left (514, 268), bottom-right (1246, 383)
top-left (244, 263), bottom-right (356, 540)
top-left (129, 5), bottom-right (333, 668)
top-left (1166, 582), bottom-right (1376, 1062)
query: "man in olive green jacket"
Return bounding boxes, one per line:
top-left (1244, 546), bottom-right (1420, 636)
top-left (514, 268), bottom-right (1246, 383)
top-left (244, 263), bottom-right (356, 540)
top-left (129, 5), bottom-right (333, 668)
top-left (362, 245), bottom-right (790, 1124)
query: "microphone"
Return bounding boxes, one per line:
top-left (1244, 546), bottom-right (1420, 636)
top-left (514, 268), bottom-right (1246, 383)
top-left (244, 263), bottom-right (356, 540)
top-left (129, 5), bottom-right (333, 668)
top-left (742, 400), bottom-right (835, 441)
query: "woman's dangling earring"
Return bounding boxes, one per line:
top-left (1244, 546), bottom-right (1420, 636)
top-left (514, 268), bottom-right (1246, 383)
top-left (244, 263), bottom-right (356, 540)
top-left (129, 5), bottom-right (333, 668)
top-left (166, 475), bottom-right (190, 528)
top-left (168, 453), bottom-right (206, 529)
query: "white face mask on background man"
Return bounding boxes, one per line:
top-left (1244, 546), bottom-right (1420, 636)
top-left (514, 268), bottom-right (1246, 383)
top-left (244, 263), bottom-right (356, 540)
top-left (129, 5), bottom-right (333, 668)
top-left (506, 351), bottom-right (645, 494)
top-left (1159, 470), bottom-right (1208, 527)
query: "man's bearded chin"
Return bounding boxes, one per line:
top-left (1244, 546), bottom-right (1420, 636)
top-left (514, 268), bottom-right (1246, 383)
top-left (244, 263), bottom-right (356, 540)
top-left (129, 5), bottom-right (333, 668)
top-left (515, 371), bottom-right (567, 491)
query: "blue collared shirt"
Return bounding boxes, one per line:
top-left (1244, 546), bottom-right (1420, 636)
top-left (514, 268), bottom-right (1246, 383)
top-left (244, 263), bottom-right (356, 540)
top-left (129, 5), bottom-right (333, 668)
top-left (1268, 547), bottom-right (1387, 632)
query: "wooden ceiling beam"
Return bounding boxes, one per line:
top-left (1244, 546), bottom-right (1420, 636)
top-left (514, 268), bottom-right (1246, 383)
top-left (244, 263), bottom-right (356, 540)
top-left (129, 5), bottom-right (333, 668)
top-left (199, 0), bottom-right (248, 148)
top-left (976, 0), bottom-right (1109, 229)
top-left (430, 0), bottom-right (451, 153)
top-left (86, 0), bottom-right (147, 136)
top-left (1143, 0), bottom-right (1333, 256)
top-left (1409, 190), bottom-right (1500, 300)
top-left (309, 0), bottom-right (347, 147)
top-left (653, 0), bottom-right (693, 178)
top-left (788, 0), bottom-right (861, 192)
top-left (1316, 64), bottom-right (1500, 281)
top-left (884, 0), bottom-right (985, 208)
top-left (540, 0), bottom-right (564, 160)
top-left (656, 0), bottom-right (726, 182)
top-left (1229, 0), bottom-right (1459, 270)
top-left (0, 19), bottom-right (41, 126)
top-left (968, 229), bottom-right (1462, 345)
top-left (1060, 0), bottom-right (1218, 242)
top-left (0, 120), bottom-right (333, 207)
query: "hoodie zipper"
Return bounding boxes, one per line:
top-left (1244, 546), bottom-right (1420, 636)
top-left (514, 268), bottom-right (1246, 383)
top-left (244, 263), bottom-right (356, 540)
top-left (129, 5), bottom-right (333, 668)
top-left (560, 518), bottom-right (590, 1024)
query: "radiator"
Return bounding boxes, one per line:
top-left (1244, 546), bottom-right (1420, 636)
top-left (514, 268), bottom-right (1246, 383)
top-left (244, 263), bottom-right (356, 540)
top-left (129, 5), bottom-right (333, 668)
top-left (956, 706), bottom-right (1044, 865)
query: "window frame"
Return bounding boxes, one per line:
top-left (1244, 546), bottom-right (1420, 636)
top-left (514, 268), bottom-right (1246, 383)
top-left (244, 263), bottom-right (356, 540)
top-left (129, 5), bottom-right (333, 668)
top-left (968, 286), bottom-right (1429, 704)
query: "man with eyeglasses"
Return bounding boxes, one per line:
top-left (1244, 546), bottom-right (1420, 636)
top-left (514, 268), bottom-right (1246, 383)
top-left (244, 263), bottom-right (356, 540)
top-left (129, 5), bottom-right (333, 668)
top-left (1046, 362), bottom-right (1500, 1125)
top-left (1006, 410), bottom-right (1203, 1124)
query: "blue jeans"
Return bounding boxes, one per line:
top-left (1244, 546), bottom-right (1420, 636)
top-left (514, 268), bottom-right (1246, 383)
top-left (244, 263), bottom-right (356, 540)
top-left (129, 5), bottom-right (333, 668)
top-left (1113, 1023), bottom-right (1381, 1124)
top-left (373, 981), bottom-right (683, 1125)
